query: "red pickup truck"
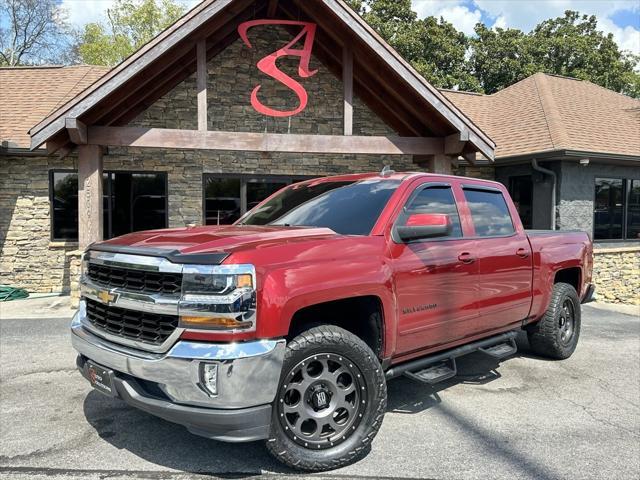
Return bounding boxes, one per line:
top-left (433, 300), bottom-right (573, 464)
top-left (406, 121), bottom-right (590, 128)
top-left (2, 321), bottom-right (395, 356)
top-left (72, 171), bottom-right (594, 470)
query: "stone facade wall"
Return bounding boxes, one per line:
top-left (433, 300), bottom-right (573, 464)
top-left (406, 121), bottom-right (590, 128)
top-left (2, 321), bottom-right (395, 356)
top-left (0, 155), bottom-right (78, 293)
top-left (592, 247), bottom-right (640, 305)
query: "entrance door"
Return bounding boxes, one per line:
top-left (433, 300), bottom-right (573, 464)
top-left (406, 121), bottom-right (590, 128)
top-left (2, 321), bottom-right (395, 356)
top-left (389, 182), bottom-right (480, 355)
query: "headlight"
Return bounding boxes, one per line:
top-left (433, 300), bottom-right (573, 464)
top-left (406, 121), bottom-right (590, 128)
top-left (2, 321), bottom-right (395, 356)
top-left (178, 264), bottom-right (257, 333)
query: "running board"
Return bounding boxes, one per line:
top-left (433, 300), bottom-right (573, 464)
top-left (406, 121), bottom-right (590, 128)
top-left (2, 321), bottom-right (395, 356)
top-left (385, 331), bottom-right (519, 380)
top-left (404, 359), bottom-right (457, 385)
top-left (479, 339), bottom-right (517, 359)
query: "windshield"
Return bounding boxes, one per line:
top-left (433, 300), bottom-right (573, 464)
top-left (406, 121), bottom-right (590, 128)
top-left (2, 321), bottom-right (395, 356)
top-left (239, 179), bottom-right (401, 235)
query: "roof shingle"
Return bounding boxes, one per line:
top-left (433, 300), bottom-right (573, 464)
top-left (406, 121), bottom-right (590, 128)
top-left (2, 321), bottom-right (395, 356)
top-left (442, 72), bottom-right (640, 160)
top-left (0, 65), bottom-right (109, 149)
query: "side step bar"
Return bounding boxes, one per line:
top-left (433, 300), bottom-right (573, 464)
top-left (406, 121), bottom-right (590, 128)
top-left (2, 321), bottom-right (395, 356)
top-left (385, 331), bottom-right (519, 380)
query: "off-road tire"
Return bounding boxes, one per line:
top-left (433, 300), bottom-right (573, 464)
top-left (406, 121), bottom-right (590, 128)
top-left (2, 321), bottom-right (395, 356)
top-left (527, 282), bottom-right (581, 359)
top-left (266, 325), bottom-right (387, 471)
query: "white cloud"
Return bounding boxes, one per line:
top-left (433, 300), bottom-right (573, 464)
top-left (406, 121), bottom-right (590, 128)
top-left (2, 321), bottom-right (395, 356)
top-left (412, 0), bottom-right (640, 56)
top-left (435, 5), bottom-right (483, 35)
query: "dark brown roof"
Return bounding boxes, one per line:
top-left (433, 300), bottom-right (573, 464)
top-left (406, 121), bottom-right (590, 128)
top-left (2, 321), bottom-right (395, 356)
top-left (442, 73), bottom-right (640, 160)
top-left (0, 65), bottom-right (110, 149)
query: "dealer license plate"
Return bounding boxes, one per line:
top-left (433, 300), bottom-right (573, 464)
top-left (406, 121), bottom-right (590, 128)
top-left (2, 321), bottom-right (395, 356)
top-left (86, 361), bottom-right (116, 397)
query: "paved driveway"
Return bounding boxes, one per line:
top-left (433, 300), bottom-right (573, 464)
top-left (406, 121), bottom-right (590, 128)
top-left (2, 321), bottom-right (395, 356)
top-left (1, 304), bottom-right (638, 480)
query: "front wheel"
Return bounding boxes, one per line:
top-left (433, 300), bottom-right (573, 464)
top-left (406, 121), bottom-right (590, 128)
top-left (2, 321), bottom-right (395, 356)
top-left (266, 325), bottom-right (387, 471)
top-left (527, 282), bottom-right (581, 359)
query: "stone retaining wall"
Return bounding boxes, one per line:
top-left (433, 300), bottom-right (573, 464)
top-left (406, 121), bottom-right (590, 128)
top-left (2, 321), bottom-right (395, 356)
top-left (592, 246), bottom-right (640, 305)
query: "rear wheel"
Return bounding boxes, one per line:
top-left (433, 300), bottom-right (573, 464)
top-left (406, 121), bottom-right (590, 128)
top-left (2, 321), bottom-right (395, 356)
top-left (527, 282), bottom-right (581, 359)
top-left (266, 325), bottom-right (386, 471)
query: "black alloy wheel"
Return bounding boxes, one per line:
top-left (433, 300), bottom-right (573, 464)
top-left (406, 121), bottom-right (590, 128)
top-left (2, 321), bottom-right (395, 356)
top-left (266, 325), bottom-right (387, 471)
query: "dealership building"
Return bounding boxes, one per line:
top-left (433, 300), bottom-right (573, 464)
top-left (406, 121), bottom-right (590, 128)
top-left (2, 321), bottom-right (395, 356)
top-left (1, 0), bottom-right (638, 304)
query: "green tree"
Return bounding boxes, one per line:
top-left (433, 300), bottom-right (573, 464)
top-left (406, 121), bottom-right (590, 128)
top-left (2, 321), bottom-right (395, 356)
top-left (470, 24), bottom-right (536, 94)
top-left (529, 11), bottom-right (639, 97)
top-left (359, 0), bottom-right (479, 91)
top-left (76, 0), bottom-right (186, 67)
top-left (0, 0), bottom-right (72, 66)
top-left (471, 11), bottom-right (640, 97)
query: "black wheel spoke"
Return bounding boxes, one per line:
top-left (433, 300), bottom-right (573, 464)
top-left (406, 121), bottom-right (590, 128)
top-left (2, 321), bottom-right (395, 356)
top-left (277, 352), bottom-right (366, 450)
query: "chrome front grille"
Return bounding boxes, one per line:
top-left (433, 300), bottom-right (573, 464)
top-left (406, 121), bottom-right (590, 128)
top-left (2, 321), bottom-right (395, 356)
top-left (87, 263), bottom-right (182, 295)
top-left (85, 298), bottom-right (179, 346)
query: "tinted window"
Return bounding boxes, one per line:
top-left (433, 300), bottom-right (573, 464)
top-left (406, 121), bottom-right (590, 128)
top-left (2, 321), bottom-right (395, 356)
top-left (203, 175), bottom-right (309, 225)
top-left (103, 172), bottom-right (167, 239)
top-left (594, 178), bottom-right (624, 240)
top-left (51, 171), bottom-right (79, 241)
top-left (464, 188), bottom-right (515, 237)
top-left (628, 180), bottom-right (640, 240)
top-left (204, 177), bottom-right (242, 225)
top-left (241, 179), bottom-right (401, 235)
top-left (403, 186), bottom-right (462, 238)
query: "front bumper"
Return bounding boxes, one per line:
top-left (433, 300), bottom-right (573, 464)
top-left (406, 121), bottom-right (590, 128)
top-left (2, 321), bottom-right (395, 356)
top-left (71, 311), bottom-right (285, 442)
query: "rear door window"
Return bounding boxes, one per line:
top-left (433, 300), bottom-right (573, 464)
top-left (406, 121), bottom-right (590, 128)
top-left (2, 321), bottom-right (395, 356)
top-left (463, 188), bottom-right (515, 237)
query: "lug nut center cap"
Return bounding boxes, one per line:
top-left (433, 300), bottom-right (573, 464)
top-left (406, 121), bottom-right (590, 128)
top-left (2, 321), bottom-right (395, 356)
top-left (310, 388), bottom-right (331, 410)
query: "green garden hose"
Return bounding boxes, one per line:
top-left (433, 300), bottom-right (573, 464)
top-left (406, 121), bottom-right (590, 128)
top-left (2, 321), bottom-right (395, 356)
top-left (0, 286), bottom-right (29, 302)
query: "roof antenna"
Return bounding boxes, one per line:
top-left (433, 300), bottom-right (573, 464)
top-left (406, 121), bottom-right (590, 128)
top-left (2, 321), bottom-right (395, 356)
top-left (380, 165), bottom-right (395, 177)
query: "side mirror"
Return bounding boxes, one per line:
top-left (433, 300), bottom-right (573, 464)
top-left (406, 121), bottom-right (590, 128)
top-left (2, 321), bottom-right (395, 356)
top-left (395, 213), bottom-right (452, 242)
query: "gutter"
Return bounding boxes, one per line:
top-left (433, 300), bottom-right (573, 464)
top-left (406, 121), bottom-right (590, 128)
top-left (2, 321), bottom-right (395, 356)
top-left (531, 159), bottom-right (556, 230)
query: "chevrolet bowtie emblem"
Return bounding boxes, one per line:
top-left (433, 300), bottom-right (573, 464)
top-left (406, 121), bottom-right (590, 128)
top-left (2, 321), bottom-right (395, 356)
top-left (97, 290), bottom-right (117, 304)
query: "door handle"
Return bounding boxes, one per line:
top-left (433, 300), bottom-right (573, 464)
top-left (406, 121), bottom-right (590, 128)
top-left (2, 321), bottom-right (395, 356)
top-left (458, 252), bottom-right (475, 264)
top-left (516, 248), bottom-right (530, 258)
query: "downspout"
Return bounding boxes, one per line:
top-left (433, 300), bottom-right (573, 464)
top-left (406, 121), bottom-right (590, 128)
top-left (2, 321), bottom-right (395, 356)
top-left (531, 158), bottom-right (556, 230)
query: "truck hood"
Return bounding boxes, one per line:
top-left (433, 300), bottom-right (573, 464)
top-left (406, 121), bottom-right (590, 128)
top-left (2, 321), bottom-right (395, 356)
top-left (94, 225), bottom-right (339, 257)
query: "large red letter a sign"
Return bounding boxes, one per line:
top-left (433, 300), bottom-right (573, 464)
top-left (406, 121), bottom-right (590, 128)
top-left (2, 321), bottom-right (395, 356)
top-left (238, 20), bottom-right (318, 117)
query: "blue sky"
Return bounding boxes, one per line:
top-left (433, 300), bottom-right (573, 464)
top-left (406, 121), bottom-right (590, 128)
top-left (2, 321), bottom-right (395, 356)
top-left (56, 0), bottom-right (640, 54)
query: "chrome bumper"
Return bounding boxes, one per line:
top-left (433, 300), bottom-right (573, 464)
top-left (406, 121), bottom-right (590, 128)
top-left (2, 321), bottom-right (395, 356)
top-left (70, 310), bottom-right (286, 410)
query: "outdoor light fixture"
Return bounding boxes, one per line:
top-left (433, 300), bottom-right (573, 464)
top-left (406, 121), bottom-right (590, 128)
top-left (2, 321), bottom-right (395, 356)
top-left (580, 158), bottom-right (590, 166)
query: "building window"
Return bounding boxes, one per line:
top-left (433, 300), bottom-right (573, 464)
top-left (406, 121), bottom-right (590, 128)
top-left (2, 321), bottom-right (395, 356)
top-left (594, 178), bottom-right (640, 241)
top-left (50, 171), bottom-right (79, 241)
top-left (508, 176), bottom-right (533, 229)
top-left (49, 171), bottom-right (168, 241)
top-left (203, 174), bottom-right (311, 225)
top-left (103, 172), bottom-right (168, 239)
top-left (463, 188), bottom-right (515, 237)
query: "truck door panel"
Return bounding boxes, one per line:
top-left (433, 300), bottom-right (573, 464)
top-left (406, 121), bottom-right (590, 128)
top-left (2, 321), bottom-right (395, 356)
top-left (461, 187), bottom-right (533, 332)
top-left (388, 183), bottom-right (480, 355)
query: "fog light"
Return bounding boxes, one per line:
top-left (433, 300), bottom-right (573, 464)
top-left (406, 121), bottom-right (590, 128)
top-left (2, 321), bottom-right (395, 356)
top-left (201, 363), bottom-right (218, 396)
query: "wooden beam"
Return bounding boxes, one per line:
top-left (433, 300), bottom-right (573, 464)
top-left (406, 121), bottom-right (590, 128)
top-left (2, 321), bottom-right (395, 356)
top-left (343, 45), bottom-right (353, 136)
top-left (196, 40), bottom-right (208, 131)
top-left (77, 144), bottom-right (103, 249)
top-left (425, 154), bottom-right (454, 174)
top-left (267, 0), bottom-right (278, 17)
top-left (88, 126), bottom-right (445, 156)
top-left (46, 134), bottom-right (68, 155)
top-left (444, 131), bottom-right (468, 155)
top-left (462, 151), bottom-right (477, 165)
top-left (65, 118), bottom-right (87, 144)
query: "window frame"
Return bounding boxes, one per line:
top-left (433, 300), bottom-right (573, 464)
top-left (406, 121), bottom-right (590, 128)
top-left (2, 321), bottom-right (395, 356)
top-left (593, 176), bottom-right (640, 242)
top-left (49, 169), bottom-right (169, 242)
top-left (392, 182), bottom-right (464, 243)
top-left (49, 169), bottom-right (79, 242)
top-left (202, 173), bottom-right (314, 226)
top-left (461, 185), bottom-right (517, 239)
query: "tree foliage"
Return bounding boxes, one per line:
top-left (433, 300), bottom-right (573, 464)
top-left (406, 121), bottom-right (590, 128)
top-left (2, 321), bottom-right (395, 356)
top-left (348, 2), bottom-right (639, 98)
top-left (0, 0), bottom-right (72, 66)
top-left (76, 0), bottom-right (186, 67)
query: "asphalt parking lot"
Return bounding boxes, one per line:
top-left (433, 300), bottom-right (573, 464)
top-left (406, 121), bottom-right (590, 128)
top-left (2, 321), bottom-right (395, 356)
top-left (1, 303), bottom-right (638, 480)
